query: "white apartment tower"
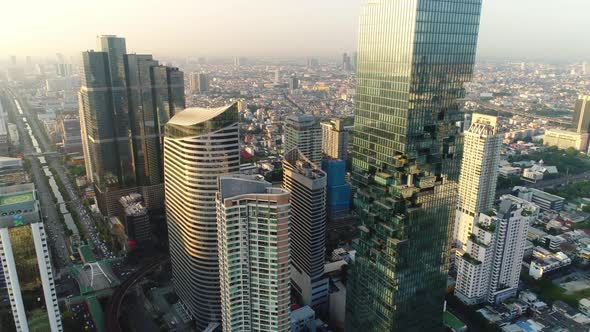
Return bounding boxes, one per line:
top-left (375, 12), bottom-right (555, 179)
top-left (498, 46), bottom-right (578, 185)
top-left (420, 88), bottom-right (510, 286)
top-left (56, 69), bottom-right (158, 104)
top-left (216, 176), bottom-right (291, 332)
top-left (454, 114), bottom-right (502, 249)
top-left (164, 104), bottom-right (240, 329)
top-left (282, 148), bottom-right (328, 310)
top-left (284, 115), bottom-right (322, 164)
top-left (320, 118), bottom-right (352, 160)
top-left (455, 195), bottom-right (538, 305)
top-left (0, 183), bottom-right (62, 332)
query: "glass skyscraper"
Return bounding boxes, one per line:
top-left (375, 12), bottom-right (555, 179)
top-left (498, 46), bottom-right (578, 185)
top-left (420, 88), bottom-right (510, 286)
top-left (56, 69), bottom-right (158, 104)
top-left (80, 35), bottom-right (185, 216)
top-left (346, 0), bottom-right (483, 331)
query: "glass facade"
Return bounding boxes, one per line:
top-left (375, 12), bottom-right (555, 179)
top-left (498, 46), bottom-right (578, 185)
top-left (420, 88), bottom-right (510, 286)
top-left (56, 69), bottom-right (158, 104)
top-left (346, 0), bottom-right (482, 331)
top-left (80, 36), bottom-right (185, 214)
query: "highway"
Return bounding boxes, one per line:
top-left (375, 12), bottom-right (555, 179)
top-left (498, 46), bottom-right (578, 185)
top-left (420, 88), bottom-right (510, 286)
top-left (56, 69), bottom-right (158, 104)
top-left (497, 170), bottom-right (590, 196)
top-left (4, 88), bottom-right (115, 261)
top-left (0, 90), bottom-right (72, 270)
top-left (471, 100), bottom-right (571, 126)
top-left (105, 256), bottom-right (169, 332)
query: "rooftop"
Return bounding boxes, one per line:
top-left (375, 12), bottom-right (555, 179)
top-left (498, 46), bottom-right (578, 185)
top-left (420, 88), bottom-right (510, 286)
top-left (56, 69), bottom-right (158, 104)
top-left (168, 104), bottom-right (235, 127)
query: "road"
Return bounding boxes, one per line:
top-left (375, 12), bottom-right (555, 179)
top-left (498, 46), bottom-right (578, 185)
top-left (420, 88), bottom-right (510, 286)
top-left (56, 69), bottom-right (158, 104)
top-left (0, 90), bottom-right (71, 270)
top-left (497, 170), bottom-right (590, 196)
top-left (5, 87), bottom-right (115, 261)
top-left (471, 100), bottom-right (571, 125)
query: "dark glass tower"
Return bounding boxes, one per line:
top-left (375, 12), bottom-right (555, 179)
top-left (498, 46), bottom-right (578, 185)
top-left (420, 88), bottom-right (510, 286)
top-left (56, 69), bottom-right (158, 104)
top-left (80, 35), bottom-right (185, 216)
top-left (346, 1), bottom-right (483, 331)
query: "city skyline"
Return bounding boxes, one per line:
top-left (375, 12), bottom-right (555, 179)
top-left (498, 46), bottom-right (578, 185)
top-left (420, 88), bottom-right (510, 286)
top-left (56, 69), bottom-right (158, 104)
top-left (1, 0), bottom-right (589, 60)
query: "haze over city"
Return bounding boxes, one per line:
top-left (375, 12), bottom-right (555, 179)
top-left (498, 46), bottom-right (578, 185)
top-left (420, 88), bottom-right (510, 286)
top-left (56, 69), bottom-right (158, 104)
top-left (1, 0), bottom-right (589, 60)
top-left (2, 1), bottom-right (590, 332)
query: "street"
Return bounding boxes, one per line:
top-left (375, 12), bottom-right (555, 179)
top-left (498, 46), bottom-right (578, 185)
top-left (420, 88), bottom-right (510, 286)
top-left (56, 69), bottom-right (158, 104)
top-left (2, 87), bottom-right (115, 264)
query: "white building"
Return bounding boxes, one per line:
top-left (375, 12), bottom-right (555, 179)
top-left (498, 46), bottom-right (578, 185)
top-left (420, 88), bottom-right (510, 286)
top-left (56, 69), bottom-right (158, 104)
top-left (284, 114), bottom-right (322, 164)
top-left (320, 118), bottom-right (352, 160)
top-left (282, 148), bottom-right (329, 310)
top-left (455, 195), bottom-right (538, 305)
top-left (164, 104), bottom-right (240, 329)
top-left (454, 114), bottom-right (502, 249)
top-left (529, 248), bottom-right (572, 280)
top-left (216, 176), bottom-right (291, 332)
top-left (0, 183), bottom-right (62, 331)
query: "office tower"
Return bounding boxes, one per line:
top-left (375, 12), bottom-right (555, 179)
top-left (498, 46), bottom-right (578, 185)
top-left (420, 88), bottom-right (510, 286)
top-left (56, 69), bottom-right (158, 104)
top-left (289, 76), bottom-right (300, 92)
top-left (342, 53), bottom-right (352, 71)
top-left (455, 195), bottom-right (538, 305)
top-left (284, 114), bottom-right (322, 164)
top-left (164, 103), bottom-right (240, 329)
top-left (10, 56), bottom-right (16, 66)
top-left (574, 95), bottom-right (590, 134)
top-left (346, 0), bottom-right (483, 330)
top-left (79, 35), bottom-right (184, 216)
top-left (0, 183), bottom-right (62, 332)
top-left (234, 56), bottom-right (241, 67)
top-left (59, 115), bottom-right (83, 153)
top-left (77, 91), bottom-right (93, 180)
top-left (189, 72), bottom-right (209, 94)
top-left (321, 159), bottom-right (351, 219)
top-left (118, 193), bottom-right (151, 247)
top-left (217, 176), bottom-right (291, 332)
top-left (25, 56), bottom-right (31, 67)
top-left (282, 149), bottom-right (328, 309)
top-left (274, 68), bottom-right (280, 84)
top-left (321, 118), bottom-right (352, 160)
top-left (453, 114), bottom-right (501, 249)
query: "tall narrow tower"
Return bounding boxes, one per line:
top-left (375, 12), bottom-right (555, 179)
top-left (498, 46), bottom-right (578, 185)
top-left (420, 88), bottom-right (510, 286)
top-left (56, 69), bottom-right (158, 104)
top-left (217, 176), bottom-right (291, 332)
top-left (282, 149), bottom-right (328, 310)
top-left (346, 0), bottom-right (483, 330)
top-left (164, 104), bottom-right (240, 329)
top-left (455, 195), bottom-right (538, 305)
top-left (453, 114), bottom-right (502, 249)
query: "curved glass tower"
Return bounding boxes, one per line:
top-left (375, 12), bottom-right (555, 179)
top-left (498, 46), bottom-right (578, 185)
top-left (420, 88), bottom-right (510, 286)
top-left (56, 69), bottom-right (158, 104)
top-left (164, 103), bottom-right (240, 329)
top-left (346, 0), bottom-right (483, 330)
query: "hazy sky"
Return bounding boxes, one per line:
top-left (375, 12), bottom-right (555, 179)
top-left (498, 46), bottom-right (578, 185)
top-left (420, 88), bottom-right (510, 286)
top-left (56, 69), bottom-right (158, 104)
top-left (1, 0), bottom-right (588, 60)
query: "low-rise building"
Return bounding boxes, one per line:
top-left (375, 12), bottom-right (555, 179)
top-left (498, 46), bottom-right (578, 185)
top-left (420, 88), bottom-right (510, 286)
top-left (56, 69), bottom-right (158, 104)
top-left (543, 129), bottom-right (588, 152)
top-left (529, 247), bottom-right (572, 279)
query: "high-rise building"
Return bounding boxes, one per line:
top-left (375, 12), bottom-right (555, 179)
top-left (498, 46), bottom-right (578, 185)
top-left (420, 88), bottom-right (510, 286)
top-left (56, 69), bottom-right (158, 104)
top-left (79, 35), bottom-right (185, 217)
top-left (274, 68), bottom-right (280, 84)
top-left (284, 114), bottom-right (322, 164)
top-left (455, 195), bottom-right (538, 305)
top-left (10, 56), bottom-right (16, 66)
top-left (453, 114), bottom-right (501, 249)
top-left (189, 72), bottom-right (209, 94)
top-left (321, 159), bottom-right (351, 219)
top-left (282, 149), bottom-right (328, 310)
top-left (0, 183), bottom-right (62, 332)
top-left (346, 0), bottom-right (483, 330)
top-left (342, 53), bottom-right (352, 71)
top-left (289, 76), bottom-right (300, 92)
top-left (164, 103), bottom-right (240, 329)
top-left (573, 95), bottom-right (590, 147)
top-left (321, 118), bottom-right (352, 160)
top-left (217, 175), bottom-right (291, 332)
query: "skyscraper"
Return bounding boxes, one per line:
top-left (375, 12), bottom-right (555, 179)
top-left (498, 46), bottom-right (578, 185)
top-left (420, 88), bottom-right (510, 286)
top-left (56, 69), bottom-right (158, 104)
top-left (453, 114), bottom-right (502, 249)
top-left (282, 149), bottom-right (328, 310)
top-left (346, 0), bottom-right (483, 330)
top-left (573, 95), bottom-right (590, 134)
top-left (164, 103), bottom-right (240, 329)
top-left (321, 118), bottom-right (352, 160)
top-left (455, 195), bottom-right (538, 305)
top-left (79, 35), bottom-right (184, 217)
top-left (189, 72), bottom-right (209, 94)
top-left (284, 114), bottom-right (322, 164)
top-left (0, 183), bottom-right (62, 332)
top-left (217, 175), bottom-right (291, 332)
